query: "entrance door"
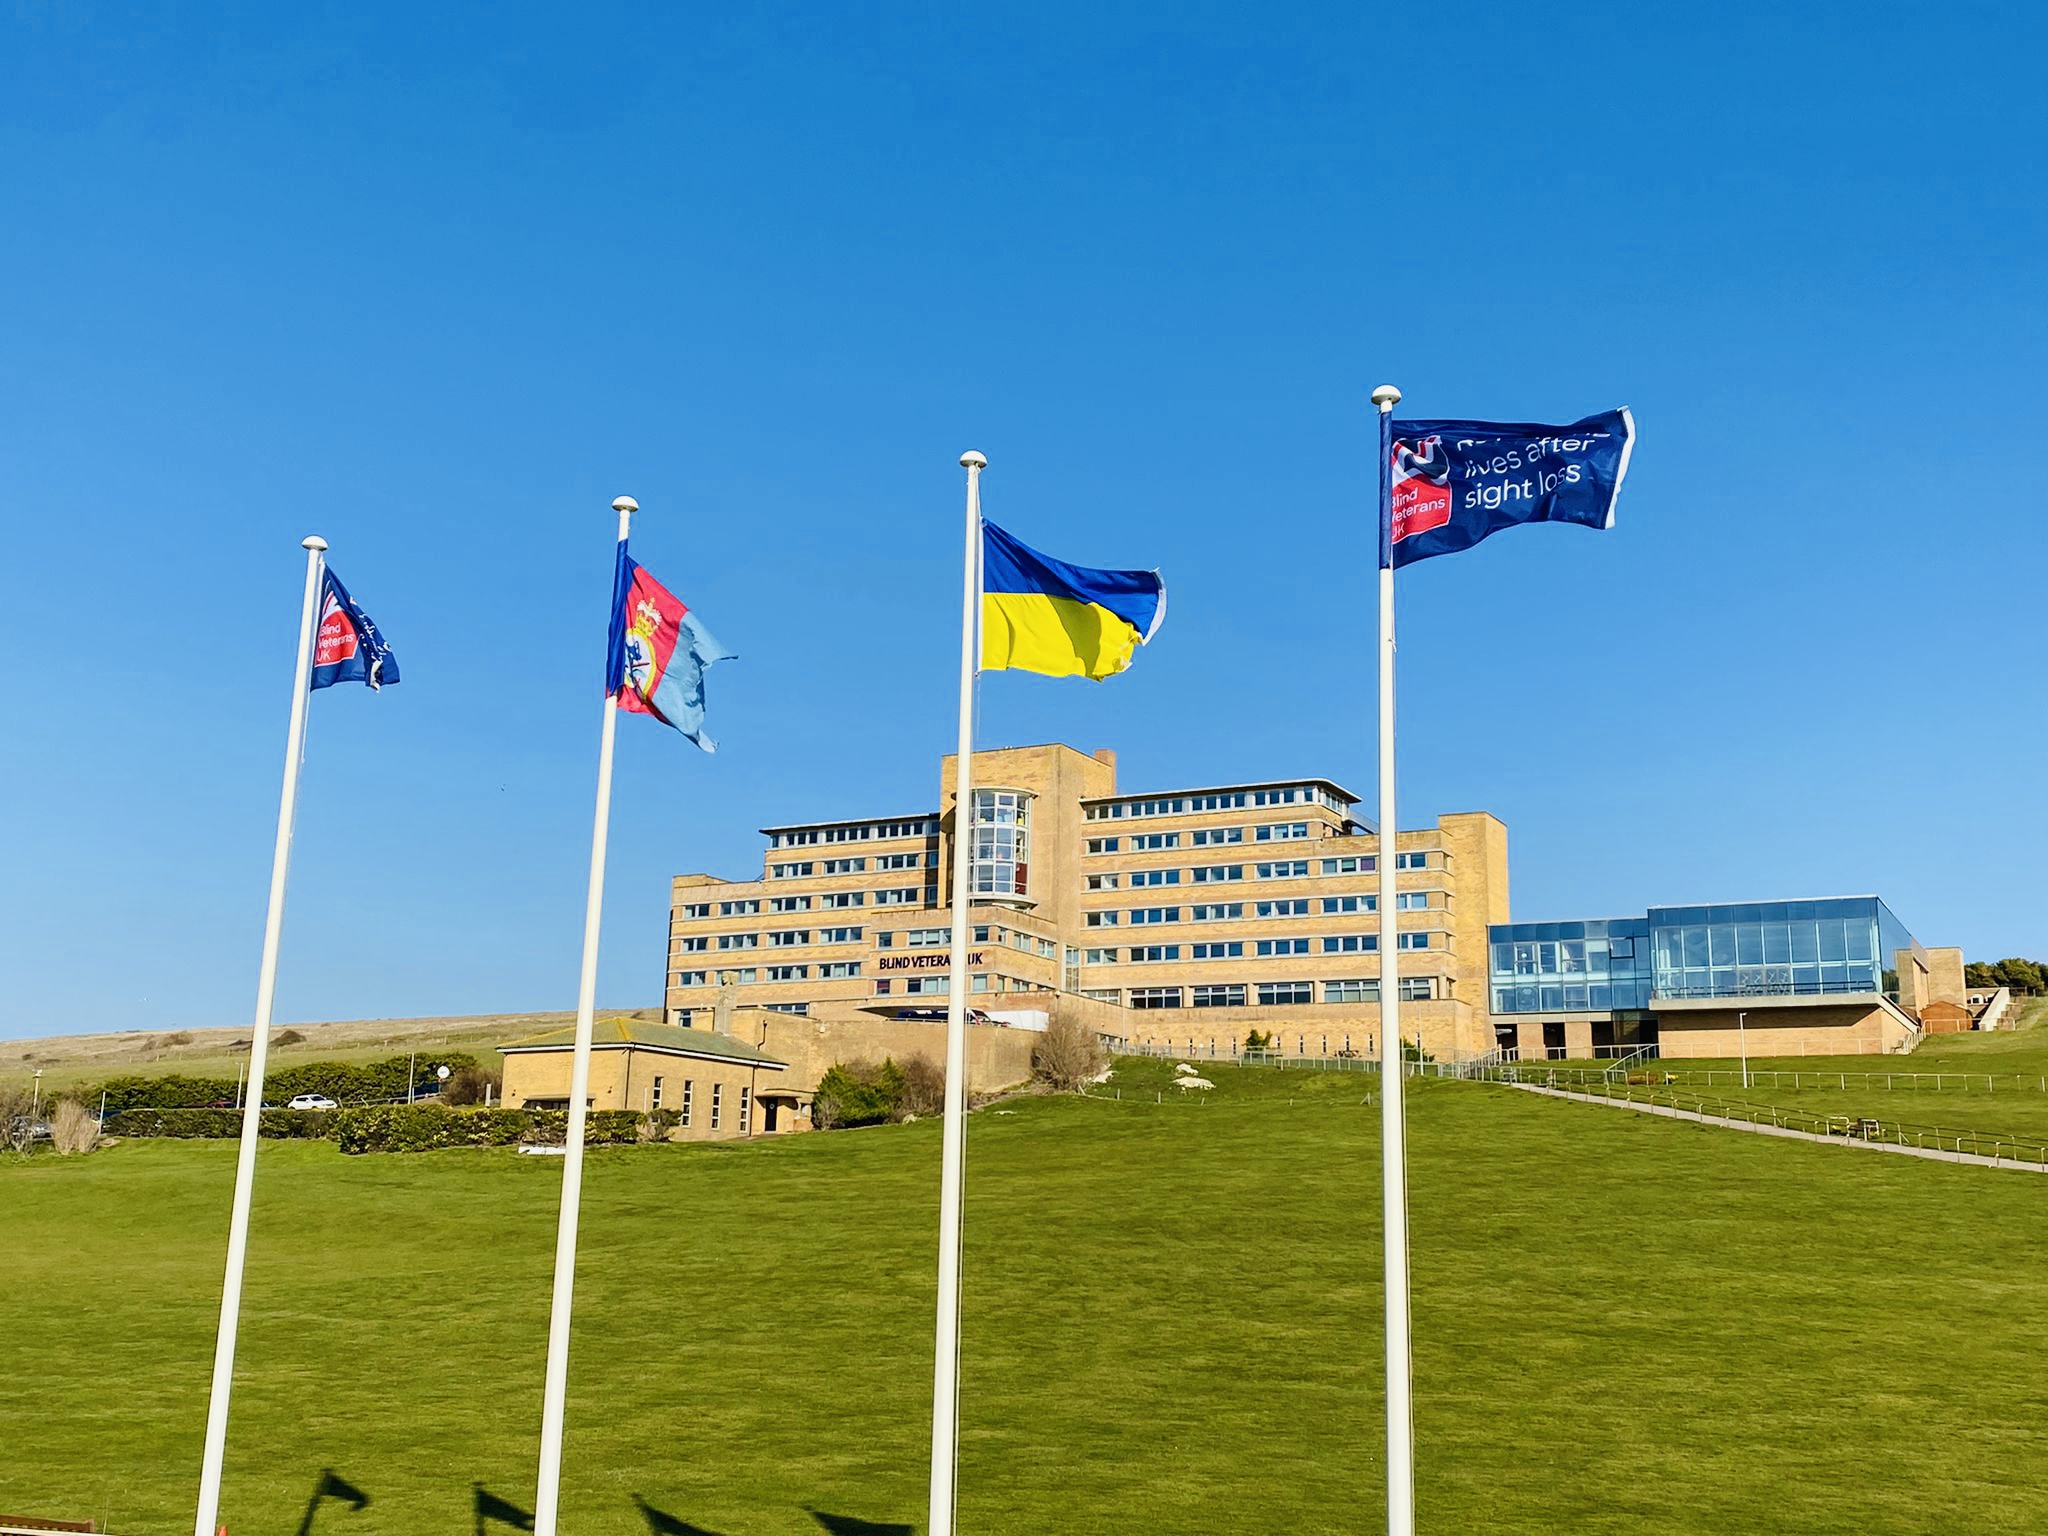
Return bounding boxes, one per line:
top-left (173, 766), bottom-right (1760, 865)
top-left (1493, 1023), bottom-right (1520, 1061)
top-left (764, 1099), bottom-right (781, 1133)
top-left (1542, 1021), bottom-right (1566, 1060)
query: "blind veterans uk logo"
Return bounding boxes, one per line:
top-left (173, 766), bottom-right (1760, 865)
top-left (309, 567), bottom-right (401, 690)
top-left (1383, 408), bottom-right (1635, 567)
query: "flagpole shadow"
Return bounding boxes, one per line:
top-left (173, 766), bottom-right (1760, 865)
top-left (805, 1511), bottom-right (914, 1536)
top-left (631, 1494), bottom-right (728, 1536)
top-left (293, 1470), bottom-right (370, 1536)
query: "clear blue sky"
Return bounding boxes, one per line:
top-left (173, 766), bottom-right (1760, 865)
top-left (3, 2), bottom-right (2042, 1038)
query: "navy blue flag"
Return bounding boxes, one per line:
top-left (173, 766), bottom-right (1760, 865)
top-left (1379, 409), bottom-right (1635, 568)
top-left (310, 568), bottom-right (401, 690)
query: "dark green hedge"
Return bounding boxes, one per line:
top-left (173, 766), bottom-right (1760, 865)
top-left (89, 1053), bottom-right (485, 1115)
top-left (105, 1107), bottom-right (335, 1140)
top-left (334, 1105), bottom-right (642, 1154)
top-left (104, 1103), bottom-right (644, 1154)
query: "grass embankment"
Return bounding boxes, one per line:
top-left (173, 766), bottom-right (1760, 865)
top-left (6, 1061), bottom-right (2048, 1536)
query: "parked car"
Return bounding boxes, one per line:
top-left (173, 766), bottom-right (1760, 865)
top-left (286, 1093), bottom-right (339, 1111)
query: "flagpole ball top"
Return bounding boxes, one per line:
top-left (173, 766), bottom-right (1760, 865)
top-left (302, 535), bottom-right (329, 551)
top-left (611, 496), bottom-right (639, 515)
top-left (960, 450), bottom-right (987, 470)
top-left (1370, 384), bottom-right (1402, 410)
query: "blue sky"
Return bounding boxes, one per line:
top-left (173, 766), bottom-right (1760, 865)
top-left (2, 2), bottom-right (2042, 1038)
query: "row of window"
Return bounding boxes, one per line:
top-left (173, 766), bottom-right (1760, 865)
top-left (1085, 901), bottom-right (1435, 926)
top-left (1115, 977), bottom-right (1438, 1008)
top-left (671, 961), bottom-right (866, 985)
top-left (768, 851), bottom-right (931, 878)
top-left (677, 924), bottom-right (1060, 957)
top-left (767, 818), bottom-right (939, 848)
top-left (1083, 932), bottom-right (1434, 962)
top-left (1083, 786), bottom-right (1351, 819)
top-left (648, 1077), bottom-right (737, 1132)
top-left (1084, 844), bottom-right (1434, 872)
top-left (681, 887), bottom-right (925, 920)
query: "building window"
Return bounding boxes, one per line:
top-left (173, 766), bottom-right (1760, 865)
top-left (650, 1075), bottom-right (665, 1110)
top-left (1396, 892), bottom-right (1430, 911)
top-left (1085, 911), bottom-right (1120, 927)
top-left (717, 934), bottom-right (758, 950)
top-left (1254, 860), bottom-right (1310, 880)
top-left (1320, 857), bottom-right (1375, 876)
top-left (1085, 837), bottom-right (1119, 855)
top-left (739, 1087), bottom-right (751, 1134)
top-left (764, 1002), bottom-right (809, 1014)
top-left (1084, 947), bottom-right (1119, 964)
top-left (1255, 822), bottom-right (1310, 842)
top-left (1323, 935), bottom-right (1378, 954)
top-left (819, 961), bottom-right (863, 979)
top-left (875, 888), bottom-right (921, 905)
top-left (1257, 982), bottom-right (1313, 1006)
top-left (1193, 984), bottom-right (1245, 1008)
top-left (1190, 827), bottom-right (1244, 846)
top-left (769, 862), bottom-right (814, 879)
top-left (1192, 865), bottom-right (1244, 883)
top-left (874, 979), bottom-right (892, 995)
top-left (1189, 942), bottom-right (1243, 959)
top-left (720, 899), bottom-right (760, 916)
top-left (1129, 908), bottom-right (1180, 925)
top-left (1132, 832), bottom-right (1180, 851)
top-left (1255, 898), bottom-right (1310, 918)
top-left (822, 892), bottom-right (865, 908)
top-left (769, 930), bottom-right (811, 947)
top-left (1190, 903), bottom-right (1243, 921)
top-left (769, 896), bottom-right (811, 913)
top-left (1081, 987), bottom-right (1120, 1002)
top-left (1401, 977), bottom-right (1437, 1000)
top-left (1396, 852), bottom-right (1431, 870)
top-left (680, 1080), bottom-right (694, 1128)
top-left (680, 902), bottom-right (712, 918)
top-left (877, 851), bottom-right (925, 870)
top-left (971, 789), bottom-right (1031, 897)
top-left (1322, 895), bottom-right (1375, 914)
top-left (711, 1084), bottom-right (723, 1131)
top-left (1323, 980), bottom-right (1378, 1004)
top-left (821, 857), bottom-right (865, 874)
top-left (818, 926), bottom-right (863, 944)
top-left (1086, 873), bottom-right (1120, 891)
top-left (1130, 987), bottom-right (1183, 1009)
top-left (1128, 944), bottom-right (1181, 962)
top-left (906, 927), bottom-right (951, 947)
top-left (1256, 938), bottom-right (1310, 956)
top-left (1131, 869), bottom-right (1182, 887)
top-left (672, 970), bottom-right (709, 986)
top-left (766, 965), bottom-right (808, 981)
top-left (675, 936), bottom-right (709, 953)
top-left (906, 975), bottom-right (949, 996)
top-left (1397, 931), bottom-right (1433, 951)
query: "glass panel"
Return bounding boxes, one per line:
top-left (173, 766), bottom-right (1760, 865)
top-left (1683, 928), bottom-right (1709, 968)
top-left (1736, 925), bottom-right (1763, 965)
top-left (1818, 920), bottom-right (1847, 962)
top-left (1790, 922), bottom-right (1819, 964)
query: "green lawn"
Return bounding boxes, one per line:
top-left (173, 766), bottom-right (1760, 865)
top-left (6, 1062), bottom-right (2048, 1536)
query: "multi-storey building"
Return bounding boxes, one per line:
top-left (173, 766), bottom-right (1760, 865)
top-left (666, 743), bottom-right (1510, 1059)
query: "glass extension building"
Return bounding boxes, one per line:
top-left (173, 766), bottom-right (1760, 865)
top-left (1488, 897), bottom-right (1964, 1060)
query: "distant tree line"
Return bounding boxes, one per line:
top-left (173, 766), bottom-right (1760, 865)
top-left (1965, 958), bottom-right (2048, 994)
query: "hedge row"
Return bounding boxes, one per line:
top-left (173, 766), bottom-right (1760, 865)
top-left (104, 1103), bottom-right (645, 1155)
top-left (90, 1053), bottom-right (486, 1115)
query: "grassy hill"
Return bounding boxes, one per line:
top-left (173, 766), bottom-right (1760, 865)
top-left (1, 1010), bottom-right (664, 1093)
top-left (6, 1058), bottom-right (2047, 1535)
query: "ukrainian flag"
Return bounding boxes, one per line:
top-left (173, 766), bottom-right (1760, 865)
top-left (981, 519), bottom-right (1165, 680)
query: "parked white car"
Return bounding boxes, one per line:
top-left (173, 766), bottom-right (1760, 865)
top-left (286, 1093), bottom-right (339, 1111)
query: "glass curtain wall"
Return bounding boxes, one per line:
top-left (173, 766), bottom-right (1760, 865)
top-left (970, 789), bottom-right (1031, 899)
top-left (1647, 898), bottom-right (1886, 1000)
top-left (1489, 918), bottom-right (1651, 1014)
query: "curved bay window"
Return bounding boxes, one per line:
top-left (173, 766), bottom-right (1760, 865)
top-left (970, 789), bottom-right (1031, 900)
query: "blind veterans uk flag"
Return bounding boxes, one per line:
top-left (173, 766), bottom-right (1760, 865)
top-left (1381, 408), bottom-right (1636, 568)
top-left (604, 544), bottom-right (735, 752)
top-left (310, 567), bottom-right (401, 690)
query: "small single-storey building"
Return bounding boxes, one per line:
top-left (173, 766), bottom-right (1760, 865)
top-left (499, 1018), bottom-right (789, 1140)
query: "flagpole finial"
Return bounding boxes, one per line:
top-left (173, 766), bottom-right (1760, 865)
top-left (1371, 384), bottom-right (1402, 412)
top-left (302, 535), bottom-right (328, 551)
top-left (611, 496), bottom-right (639, 515)
top-left (960, 451), bottom-right (987, 471)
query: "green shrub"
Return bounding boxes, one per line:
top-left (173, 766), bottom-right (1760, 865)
top-left (331, 1105), bottom-right (643, 1154)
top-left (105, 1108), bottom-right (335, 1140)
top-left (85, 1053), bottom-right (487, 1116)
top-left (812, 1059), bottom-right (906, 1129)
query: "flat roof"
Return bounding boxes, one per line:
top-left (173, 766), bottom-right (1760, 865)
top-left (499, 1017), bottom-right (786, 1069)
top-left (1082, 776), bottom-right (1361, 805)
top-left (758, 811), bottom-right (939, 836)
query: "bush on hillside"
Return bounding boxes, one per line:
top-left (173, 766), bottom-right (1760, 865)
top-left (0, 1085), bottom-right (37, 1155)
top-left (1033, 1014), bottom-right (1107, 1092)
top-left (86, 1053), bottom-right (486, 1115)
top-left (442, 1065), bottom-right (501, 1106)
top-left (812, 1059), bottom-right (906, 1129)
top-left (332, 1105), bottom-right (642, 1154)
top-left (105, 1108), bottom-right (336, 1140)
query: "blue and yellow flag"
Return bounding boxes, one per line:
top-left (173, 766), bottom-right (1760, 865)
top-left (981, 520), bottom-right (1165, 680)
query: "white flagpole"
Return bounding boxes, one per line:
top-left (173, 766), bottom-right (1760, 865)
top-left (928, 449), bottom-right (985, 1536)
top-left (1371, 381), bottom-right (1416, 1536)
top-left (193, 534), bottom-right (328, 1536)
top-left (533, 493), bottom-right (637, 1536)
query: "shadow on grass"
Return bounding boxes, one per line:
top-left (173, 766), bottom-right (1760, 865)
top-left (633, 1494), bottom-right (728, 1535)
top-left (474, 1483), bottom-right (534, 1535)
top-left (806, 1510), bottom-right (913, 1535)
top-left (294, 1470), bottom-right (370, 1536)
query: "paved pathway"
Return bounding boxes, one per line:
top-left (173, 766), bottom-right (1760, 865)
top-left (1506, 1082), bottom-right (2048, 1174)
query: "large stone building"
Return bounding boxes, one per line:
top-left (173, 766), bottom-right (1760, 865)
top-left (666, 742), bottom-right (1510, 1061)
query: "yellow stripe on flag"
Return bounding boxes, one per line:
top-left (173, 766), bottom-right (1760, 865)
top-left (982, 591), bottom-right (1143, 680)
